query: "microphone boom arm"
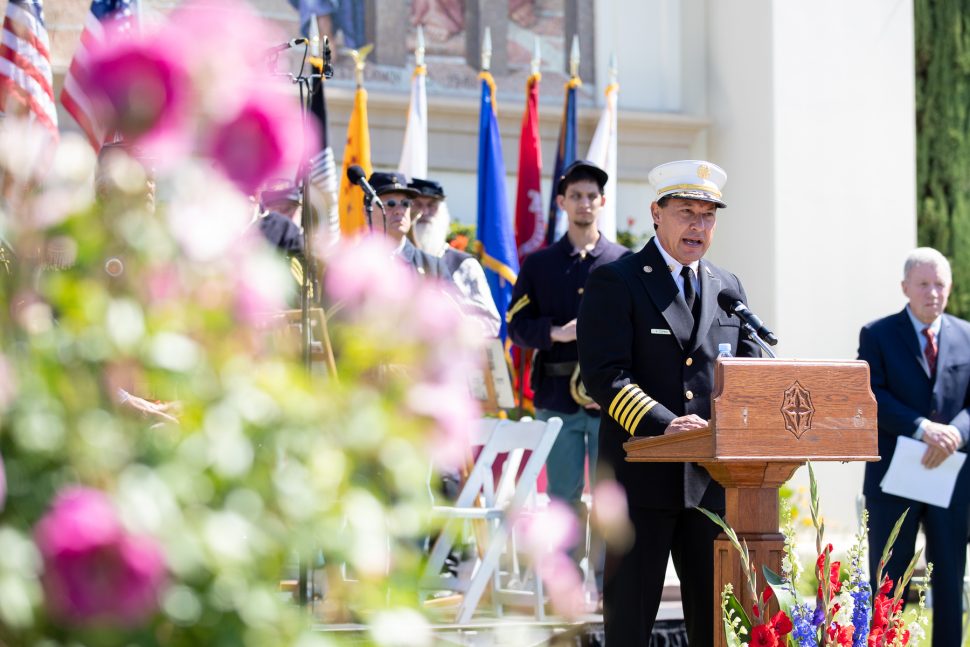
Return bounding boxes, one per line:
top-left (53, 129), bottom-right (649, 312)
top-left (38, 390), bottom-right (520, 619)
top-left (741, 322), bottom-right (777, 358)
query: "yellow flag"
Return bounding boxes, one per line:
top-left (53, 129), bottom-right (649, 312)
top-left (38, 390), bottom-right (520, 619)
top-left (338, 87), bottom-right (373, 235)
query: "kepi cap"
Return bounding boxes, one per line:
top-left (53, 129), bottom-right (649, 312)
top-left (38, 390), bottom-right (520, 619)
top-left (369, 171), bottom-right (420, 198)
top-left (259, 178), bottom-right (301, 206)
top-left (648, 160), bottom-right (727, 209)
top-left (408, 177), bottom-right (447, 200)
top-left (556, 159), bottom-right (609, 195)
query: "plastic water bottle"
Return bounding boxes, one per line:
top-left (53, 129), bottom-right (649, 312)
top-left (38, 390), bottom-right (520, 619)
top-left (717, 343), bottom-right (732, 358)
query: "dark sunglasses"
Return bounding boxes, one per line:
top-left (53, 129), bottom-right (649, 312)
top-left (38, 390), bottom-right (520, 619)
top-left (385, 198), bottom-right (411, 208)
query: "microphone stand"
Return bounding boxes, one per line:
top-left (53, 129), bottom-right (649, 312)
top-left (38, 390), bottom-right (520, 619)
top-left (741, 322), bottom-right (777, 358)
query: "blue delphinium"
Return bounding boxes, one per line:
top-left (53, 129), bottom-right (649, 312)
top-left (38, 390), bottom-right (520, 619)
top-left (790, 602), bottom-right (819, 647)
top-left (848, 511), bottom-right (872, 647)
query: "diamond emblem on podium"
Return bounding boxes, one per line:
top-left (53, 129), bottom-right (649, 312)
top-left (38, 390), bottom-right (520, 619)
top-left (781, 381), bottom-right (814, 439)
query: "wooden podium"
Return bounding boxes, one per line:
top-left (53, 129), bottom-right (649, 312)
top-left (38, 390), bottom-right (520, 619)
top-left (624, 358), bottom-right (879, 647)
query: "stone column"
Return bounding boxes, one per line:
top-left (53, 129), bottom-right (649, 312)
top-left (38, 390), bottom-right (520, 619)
top-left (564, 0), bottom-right (595, 84)
top-left (464, 0), bottom-right (508, 75)
top-left (364, 0), bottom-right (407, 66)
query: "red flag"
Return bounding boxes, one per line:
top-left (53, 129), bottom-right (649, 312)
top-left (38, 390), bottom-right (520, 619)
top-left (510, 73), bottom-right (542, 413)
top-left (514, 72), bottom-right (544, 261)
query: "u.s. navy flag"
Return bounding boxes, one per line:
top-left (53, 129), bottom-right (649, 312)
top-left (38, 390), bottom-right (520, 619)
top-left (0, 0), bottom-right (58, 142)
top-left (475, 72), bottom-right (518, 342)
top-left (544, 76), bottom-right (580, 246)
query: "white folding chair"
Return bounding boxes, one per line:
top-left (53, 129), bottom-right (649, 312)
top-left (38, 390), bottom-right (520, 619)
top-left (420, 416), bottom-right (563, 623)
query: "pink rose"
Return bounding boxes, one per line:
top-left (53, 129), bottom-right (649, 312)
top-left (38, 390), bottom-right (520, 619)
top-left (205, 92), bottom-right (309, 196)
top-left (82, 38), bottom-right (193, 159)
top-left (35, 487), bottom-right (166, 627)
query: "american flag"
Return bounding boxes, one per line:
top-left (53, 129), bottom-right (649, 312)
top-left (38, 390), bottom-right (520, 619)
top-left (60, 0), bottom-right (135, 151)
top-left (0, 0), bottom-right (58, 140)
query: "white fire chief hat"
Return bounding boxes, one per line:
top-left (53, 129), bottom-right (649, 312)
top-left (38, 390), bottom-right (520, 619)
top-left (648, 160), bottom-right (727, 209)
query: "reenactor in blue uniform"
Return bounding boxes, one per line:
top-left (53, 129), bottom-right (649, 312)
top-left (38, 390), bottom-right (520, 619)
top-left (507, 160), bottom-right (631, 587)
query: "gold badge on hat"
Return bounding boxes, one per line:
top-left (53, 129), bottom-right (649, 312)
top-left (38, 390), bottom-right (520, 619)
top-left (697, 165), bottom-right (711, 180)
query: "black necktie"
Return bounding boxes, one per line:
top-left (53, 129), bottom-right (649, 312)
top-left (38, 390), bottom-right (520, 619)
top-left (681, 266), bottom-right (698, 316)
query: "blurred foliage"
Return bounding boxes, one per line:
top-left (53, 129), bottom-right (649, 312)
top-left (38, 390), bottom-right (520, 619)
top-left (915, 1), bottom-right (970, 316)
top-left (0, 138), bottom-right (479, 645)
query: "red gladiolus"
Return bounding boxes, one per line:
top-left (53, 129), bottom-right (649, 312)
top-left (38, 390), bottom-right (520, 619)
top-left (767, 610), bottom-right (793, 636)
top-left (827, 623), bottom-right (853, 646)
top-left (750, 624), bottom-right (780, 647)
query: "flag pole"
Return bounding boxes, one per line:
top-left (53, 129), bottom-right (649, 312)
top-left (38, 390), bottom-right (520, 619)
top-left (570, 34), bottom-right (580, 79)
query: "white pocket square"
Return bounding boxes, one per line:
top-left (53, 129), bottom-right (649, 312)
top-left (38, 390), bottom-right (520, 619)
top-left (651, 328), bottom-right (672, 335)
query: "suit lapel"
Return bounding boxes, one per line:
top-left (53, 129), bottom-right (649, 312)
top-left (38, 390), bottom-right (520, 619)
top-left (690, 261), bottom-right (721, 353)
top-left (890, 308), bottom-right (926, 377)
top-left (635, 239), bottom-right (693, 349)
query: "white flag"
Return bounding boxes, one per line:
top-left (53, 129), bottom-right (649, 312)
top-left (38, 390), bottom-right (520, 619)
top-left (397, 65), bottom-right (428, 181)
top-left (586, 82), bottom-right (619, 241)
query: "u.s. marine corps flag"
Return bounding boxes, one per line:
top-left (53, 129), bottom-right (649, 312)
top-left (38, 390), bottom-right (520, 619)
top-left (514, 71), bottom-right (543, 261)
top-left (475, 71), bottom-right (518, 342)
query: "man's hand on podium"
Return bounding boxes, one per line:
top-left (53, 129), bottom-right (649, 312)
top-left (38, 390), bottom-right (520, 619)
top-left (664, 414), bottom-right (708, 435)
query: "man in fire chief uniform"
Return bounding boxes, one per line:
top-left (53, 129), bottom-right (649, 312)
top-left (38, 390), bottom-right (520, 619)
top-left (577, 160), bottom-right (761, 646)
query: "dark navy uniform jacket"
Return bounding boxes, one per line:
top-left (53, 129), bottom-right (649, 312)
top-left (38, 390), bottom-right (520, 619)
top-left (577, 237), bottom-right (760, 510)
top-left (508, 232), bottom-right (631, 414)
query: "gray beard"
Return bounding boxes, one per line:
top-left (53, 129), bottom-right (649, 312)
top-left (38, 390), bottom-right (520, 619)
top-left (413, 208), bottom-right (451, 257)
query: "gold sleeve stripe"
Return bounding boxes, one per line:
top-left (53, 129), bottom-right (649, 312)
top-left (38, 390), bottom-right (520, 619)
top-left (505, 295), bottom-right (531, 323)
top-left (627, 400), bottom-right (658, 435)
top-left (615, 390), bottom-right (646, 427)
top-left (608, 384), bottom-right (638, 419)
top-left (621, 396), bottom-right (653, 430)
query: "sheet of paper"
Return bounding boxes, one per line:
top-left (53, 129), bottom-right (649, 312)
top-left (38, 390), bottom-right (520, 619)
top-left (880, 435), bottom-right (966, 508)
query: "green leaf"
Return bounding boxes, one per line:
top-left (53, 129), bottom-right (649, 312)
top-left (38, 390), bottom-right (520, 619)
top-left (763, 565), bottom-right (797, 616)
top-left (724, 592), bottom-right (752, 641)
top-left (877, 508), bottom-right (909, 585)
top-left (893, 547), bottom-right (923, 604)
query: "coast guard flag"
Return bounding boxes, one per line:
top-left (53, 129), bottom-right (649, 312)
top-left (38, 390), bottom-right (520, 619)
top-left (475, 72), bottom-right (518, 341)
top-left (514, 72), bottom-right (543, 261)
top-left (586, 81), bottom-right (619, 241)
top-left (397, 61), bottom-right (427, 181)
top-left (545, 76), bottom-right (580, 245)
top-left (0, 0), bottom-right (58, 142)
top-left (60, 0), bottom-right (136, 151)
top-left (338, 84), bottom-right (372, 235)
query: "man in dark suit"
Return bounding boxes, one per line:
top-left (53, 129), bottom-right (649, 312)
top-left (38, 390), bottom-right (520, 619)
top-left (368, 171), bottom-right (451, 280)
top-left (577, 160), bottom-right (760, 646)
top-left (858, 247), bottom-right (970, 647)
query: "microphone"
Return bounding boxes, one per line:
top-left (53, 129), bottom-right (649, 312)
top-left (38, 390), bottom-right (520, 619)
top-left (716, 288), bottom-right (778, 346)
top-left (265, 38), bottom-right (309, 56)
top-left (346, 165), bottom-right (383, 208)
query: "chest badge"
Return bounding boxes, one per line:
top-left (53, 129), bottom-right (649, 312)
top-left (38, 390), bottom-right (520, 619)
top-left (781, 381), bottom-right (814, 439)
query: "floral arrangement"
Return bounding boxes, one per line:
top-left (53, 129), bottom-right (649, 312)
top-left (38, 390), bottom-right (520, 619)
top-left (0, 1), bottom-right (510, 644)
top-left (702, 463), bottom-right (930, 647)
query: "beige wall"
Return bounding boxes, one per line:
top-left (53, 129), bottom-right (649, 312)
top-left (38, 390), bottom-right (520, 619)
top-left (706, 0), bottom-right (916, 533)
